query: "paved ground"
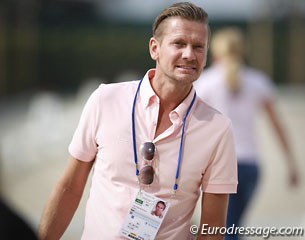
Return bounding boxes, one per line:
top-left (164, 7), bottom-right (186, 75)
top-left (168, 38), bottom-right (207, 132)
top-left (0, 85), bottom-right (304, 239)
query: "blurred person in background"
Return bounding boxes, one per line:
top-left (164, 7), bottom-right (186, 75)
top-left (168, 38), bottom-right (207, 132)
top-left (0, 149), bottom-right (37, 239)
top-left (194, 27), bottom-right (299, 240)
top-left (0, 171), bottom-right (37, 240)
top-left (0, 197), bottom-right (37, 240)
top-left (38, 2), bottom-right (238, 240)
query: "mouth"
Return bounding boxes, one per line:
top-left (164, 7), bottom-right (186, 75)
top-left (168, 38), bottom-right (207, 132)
top-left (176, 65), bottom-right (197, 71)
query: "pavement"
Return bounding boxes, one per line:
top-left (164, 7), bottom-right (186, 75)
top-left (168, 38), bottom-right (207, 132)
top-left (0, 84), bottom-right (304, 239)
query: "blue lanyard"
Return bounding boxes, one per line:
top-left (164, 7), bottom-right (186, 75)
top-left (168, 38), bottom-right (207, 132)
top-left (131, 78), bottom-right (197, 193)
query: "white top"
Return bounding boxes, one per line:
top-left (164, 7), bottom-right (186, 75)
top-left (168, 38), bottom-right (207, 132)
top-left (69, 69), bottom-right (237, 239)
top-left (194, 63), bottom-right (275, 163)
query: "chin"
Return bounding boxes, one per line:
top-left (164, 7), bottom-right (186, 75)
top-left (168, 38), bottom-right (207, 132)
top-left (176, 75), bottom-right (198, 84)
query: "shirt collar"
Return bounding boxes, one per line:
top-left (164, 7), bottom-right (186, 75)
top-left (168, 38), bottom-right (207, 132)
top-left (140, 69), bottom-right (158, 108)
top-left (139, 69), bottom-right (196, 122)
top-left (171, 86), bottom-right (196, 122)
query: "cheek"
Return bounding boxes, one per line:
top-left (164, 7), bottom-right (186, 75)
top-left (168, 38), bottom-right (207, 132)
top-left (197, 52), bottom-right (207, 65)
top-left (161, 46), bottom-right (180, 59)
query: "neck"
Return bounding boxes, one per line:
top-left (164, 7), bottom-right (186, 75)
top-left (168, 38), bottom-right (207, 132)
top-left (148, 70), bottom-right (194, 138)
top-left (150, 75), bottom-right (193, 112)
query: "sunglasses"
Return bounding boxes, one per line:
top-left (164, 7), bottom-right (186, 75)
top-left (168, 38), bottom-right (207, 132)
top-left (138, 142), bottom-right (156, 185)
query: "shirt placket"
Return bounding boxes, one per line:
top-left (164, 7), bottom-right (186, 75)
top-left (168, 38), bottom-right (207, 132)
top-left (149, 98), bottom-right (159, 141)
top-left (154, 112), bottom-right (182, 143)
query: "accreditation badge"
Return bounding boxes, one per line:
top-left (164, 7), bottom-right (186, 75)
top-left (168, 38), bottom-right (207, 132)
top-left (120, 191), bottom-right (170, 240)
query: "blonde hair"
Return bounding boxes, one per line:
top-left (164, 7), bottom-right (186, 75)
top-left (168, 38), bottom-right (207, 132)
top-left (152, 2), bottom-right (209, 40)
top-left (210, 28), bottom-right (245, 94)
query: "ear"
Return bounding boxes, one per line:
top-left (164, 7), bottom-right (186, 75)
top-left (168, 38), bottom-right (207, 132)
top-left (149, 37), bottom-right (159, 61)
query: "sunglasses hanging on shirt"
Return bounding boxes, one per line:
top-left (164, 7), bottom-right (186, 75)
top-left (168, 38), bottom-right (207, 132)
top-left (131, 78), bottom-right (196, 194)
top-left (138, 142), bottom-right (156, 185)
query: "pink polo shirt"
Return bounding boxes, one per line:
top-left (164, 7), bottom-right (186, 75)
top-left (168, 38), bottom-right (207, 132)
top-left (69, 69), bottom-right (237, 240)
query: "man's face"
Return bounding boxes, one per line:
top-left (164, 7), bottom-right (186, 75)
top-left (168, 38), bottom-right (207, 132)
top-left (149, 17), bottom-right (209, 86)
top-left (155, 203), bottom-right (165, 216)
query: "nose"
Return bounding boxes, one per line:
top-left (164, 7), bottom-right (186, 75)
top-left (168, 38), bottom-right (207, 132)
top-left (182, 45), bottom-right (196, 61)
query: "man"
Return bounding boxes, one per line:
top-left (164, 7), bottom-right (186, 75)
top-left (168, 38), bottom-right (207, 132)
top-left (39, 2), bottom-right (237, 240)
top-left (151, 201), bottom-right (166, 219)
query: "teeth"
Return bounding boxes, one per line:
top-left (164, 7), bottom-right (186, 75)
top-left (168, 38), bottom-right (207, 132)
top-left (179, 66), bottom-right (195, 69)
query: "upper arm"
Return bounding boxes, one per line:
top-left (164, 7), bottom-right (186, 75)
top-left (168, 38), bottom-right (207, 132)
top-left (200, 192), bottom-right (228, 226)
top-left (262, 99), bottom-right (287, 140)
top-left (58, 155), bottom-right (94, 197)
top-left (198, 193), bottom-right (228, 240)
top-left (262, 99), bottom-right (279, 126)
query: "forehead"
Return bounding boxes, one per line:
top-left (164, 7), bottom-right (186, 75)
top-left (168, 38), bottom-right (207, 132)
top-left (160, 17), bottom-right (208, 42)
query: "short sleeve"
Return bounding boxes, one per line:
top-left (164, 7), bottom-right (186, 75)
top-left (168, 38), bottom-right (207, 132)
top-left (68, 86), bottom-right (102, 162)
top-left (202, 122), bottom-right (238, 193)
top-left (253, 71), bottom-right (276, 104)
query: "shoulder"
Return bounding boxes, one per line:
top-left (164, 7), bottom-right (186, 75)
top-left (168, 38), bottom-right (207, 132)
top-left (242, 66), bottom-right (275, 98)
top-left (194, 97), bottom-right (232, 130)
top-left (95, 80), bottom-right (139, 98)
top-left (242, 66), bottom-right (273, 86)
top-left (83, 80), bottom-right (139, 113)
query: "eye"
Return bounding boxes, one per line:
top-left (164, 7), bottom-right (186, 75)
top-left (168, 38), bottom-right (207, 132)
top-left (194, 45), bottom-right (204, 49)
top-left (193, 45), bottom-right (205, 52)
top-left (173, 41), bottom-right (185, 47)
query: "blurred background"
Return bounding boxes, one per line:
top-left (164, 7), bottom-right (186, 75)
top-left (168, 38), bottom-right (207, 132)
top-left (0, 0), bottom-right (304, 239)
